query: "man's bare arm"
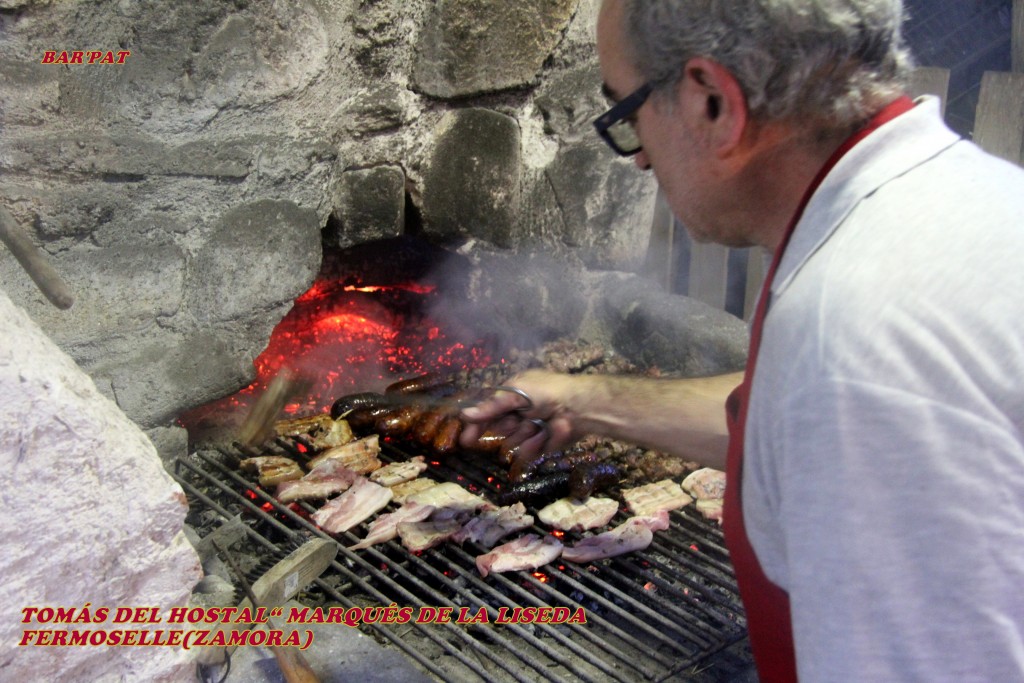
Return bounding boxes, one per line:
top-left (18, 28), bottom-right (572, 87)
top-left (460, 370), bottom-right (741, 471)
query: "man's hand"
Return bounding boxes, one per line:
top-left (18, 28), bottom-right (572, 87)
top-left (459, 370), bottom-right (578, 467)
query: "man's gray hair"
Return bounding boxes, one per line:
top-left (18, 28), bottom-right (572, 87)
top-left (620, 0), bottom-right (914, 129)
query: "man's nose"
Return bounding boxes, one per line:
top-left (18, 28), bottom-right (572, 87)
top-left (634, 149), bottom-right (652, 170)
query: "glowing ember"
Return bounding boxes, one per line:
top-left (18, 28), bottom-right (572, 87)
top-left (180, 270), bottom-right (493, 432)
top-left (532, 572), bottom-right (550, 583)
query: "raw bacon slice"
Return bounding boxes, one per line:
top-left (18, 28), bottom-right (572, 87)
top-left (349, 502), bottom-right (436, 550)
top-left (240, 456), bottom-right (303, 488)
top-left (536, 496), bottom-right (619, 532)
top-left (312, 477), bottom-right (393, 534)
top-left (681, 468), bottom-right (726, 524)
top-left (453, 503), bottom-right (534, 548)
top-left (369, 456), bottom-right (428, 487)
top-left (397, 516), bottom-right (465, 552)
top-left (308, 435), bottom-right (382, 473)
top-left (621, 479), bottom-right (693, 517)
top-left (275, 459), bottom-right (359, 503)
top-left (390, 477), bottom-right (440, 504)
top-left (476, 534), bottom-right (563, 578)
top-left (561, 511), bottom-right (670, 564)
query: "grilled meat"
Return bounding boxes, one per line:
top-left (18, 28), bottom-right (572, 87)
top-left (311, 477), bottom-right (393, 534)
top-left (536, 496), bottom-right (619, 532)
top-left (561, 511), bottom-right (669, 564)
top-left (476, 534), bottom-right (563, 578)
top-left (621, 479), bottom-right (693, 517)
top-left (239, 456), bottom-right (303, 488)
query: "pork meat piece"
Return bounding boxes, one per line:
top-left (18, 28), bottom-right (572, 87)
top-left (239, 456), bottom-right (303, 488)
top-left (476, 534), bottom-right (563, 578)
top-left (561, 511), bottom-right (669, 564)
top-left (537, 496), bottom-right (619, 532)
top-left (390, 477), bottom-right (440, 504)
top-left (453, 503), bottom-right (534, 548)
top-left (681, 468), bottom-right (726, 525)
top-left (403, 482), bottom-right (493, 514)
top-left (349, 502), bottom-right (436, 550)
top-left (275, 459), bottom-right (359, 503)
top-left (681, 468), bottom-right (726, 500)
top-left (621, 479), bottom-right (693, 517)
top-left (397, 516), bottom-right (466, 552)
top-left (307, 434), bottom-right (382, 473)
top-left (312, 477), bottom-right (393, 534)
top-left (369, 456), bottom-right (428, 487)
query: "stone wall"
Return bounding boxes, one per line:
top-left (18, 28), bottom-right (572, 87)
top-left (0, 0), bottom-right (662, 434)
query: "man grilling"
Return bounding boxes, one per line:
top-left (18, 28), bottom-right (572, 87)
top-left (460, 1), bottom-right (1024, 681)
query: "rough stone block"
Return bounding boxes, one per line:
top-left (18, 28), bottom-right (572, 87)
top-left (185, 199), bottom-right (321, 323)
top-left (544, 138), bottom-right (657, 270)
top-left (0, 290), bottom-right (201, 682)
top-left (414, 0), bottom-right (579, 98)
top-left (329, 165), bottom-right (406, 248)
top-left (589, 271), bottom-right (749, 376)
top-left (421, 108), bottom-right (521, 246)
top-left (0, 241), bottom-right (186, 347)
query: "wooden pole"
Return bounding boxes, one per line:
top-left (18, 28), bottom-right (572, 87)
top-left (0, 205), bottom-right (74, 309)
top-left (1013, 0), bottom-right (1023, 73)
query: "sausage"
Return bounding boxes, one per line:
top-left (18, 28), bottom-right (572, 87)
top-left (330, 392), bottom-right (388, 419)
top-left (469, 430), bottom-right (506, 454)
top-left (384, 373), bottom-right (449, 396)
top-left (375, 405), bottom-right (420, 437)
top-left (569, 462), bottom-right (622, 500)
top-left (537, 449), bottom-right (598, 475)
top-left (412, 409), bottom-right (449, 445)
top-left (345, 405), bottom-right (394, 434)
top-left (497, 472), bottom-right (571, 507)
top-left (431, 416), bottom-right (463, 455)
top-left (509, 449), bottom-right (561, 484)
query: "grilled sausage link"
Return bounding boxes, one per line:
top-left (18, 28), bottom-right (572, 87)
top-left (385, 373), bottom-right (449, 396)
top-left (330, 392), bottom-right (388, 420)
top-left (569, 462), bottom-right (622, 500)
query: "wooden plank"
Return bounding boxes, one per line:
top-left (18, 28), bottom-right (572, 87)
top-left (905, 67), bottom-right (950, 116)
top-left (1014, 0), bottom-right (1023, 73)
top-left (643, 188), bottom-right (676, 291)
top-left (687, 240), bottom-right (730, 310)
top-left (974, 71), bottom-right (1024, 166)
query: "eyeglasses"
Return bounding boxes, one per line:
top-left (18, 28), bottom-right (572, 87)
top-left (593, 82), bottom-right (653, 156)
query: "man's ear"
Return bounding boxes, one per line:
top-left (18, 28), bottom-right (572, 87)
top-left (681, 57), bottom-right (748, 159)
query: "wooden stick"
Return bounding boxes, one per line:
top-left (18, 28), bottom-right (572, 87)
top-left (0, 205), bottom-right (74, 310)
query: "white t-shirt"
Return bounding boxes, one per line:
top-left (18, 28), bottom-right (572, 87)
top-left (744, 97), bottom-right (1024, 682)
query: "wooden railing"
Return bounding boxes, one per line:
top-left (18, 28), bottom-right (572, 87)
top-left (647, 4), bottom-right (1023, 318)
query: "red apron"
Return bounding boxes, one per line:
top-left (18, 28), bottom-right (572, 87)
top-left (721, 97), bottom-right (915, 682)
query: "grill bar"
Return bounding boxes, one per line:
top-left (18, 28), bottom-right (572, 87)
top-left (176, 432), bottom-right (749, 682)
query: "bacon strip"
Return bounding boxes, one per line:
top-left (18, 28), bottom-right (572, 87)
top-left (275, 459), bottom-right (359, 503)
top-left (312, 478), bottom-right (393, 534)
top-left (561, 511), bottom-right (669, 564)
top-left (475, 534), bottom-right (563, 578)
top-left (453, 503), bottom-right (534, 548)
top-left (349, 502), bottom-right (436, 550)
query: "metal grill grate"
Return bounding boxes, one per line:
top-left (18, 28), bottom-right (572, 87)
top-left (174, 437), bottom-right (750, 682)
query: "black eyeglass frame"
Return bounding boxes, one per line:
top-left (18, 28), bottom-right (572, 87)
top-left (593, 81), bottom-right (654, 156)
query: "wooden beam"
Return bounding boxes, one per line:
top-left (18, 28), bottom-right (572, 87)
top-left (974, 71), bottom-right (1024, 166)
top-left (905, 67), bottom-right (951, 116)
top-left (1014, 0), bottom-right (1023, 73)
top-left (688, 241), bottom-right (730, 311)
top-left (643, 188), bottom-right (676, 291)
